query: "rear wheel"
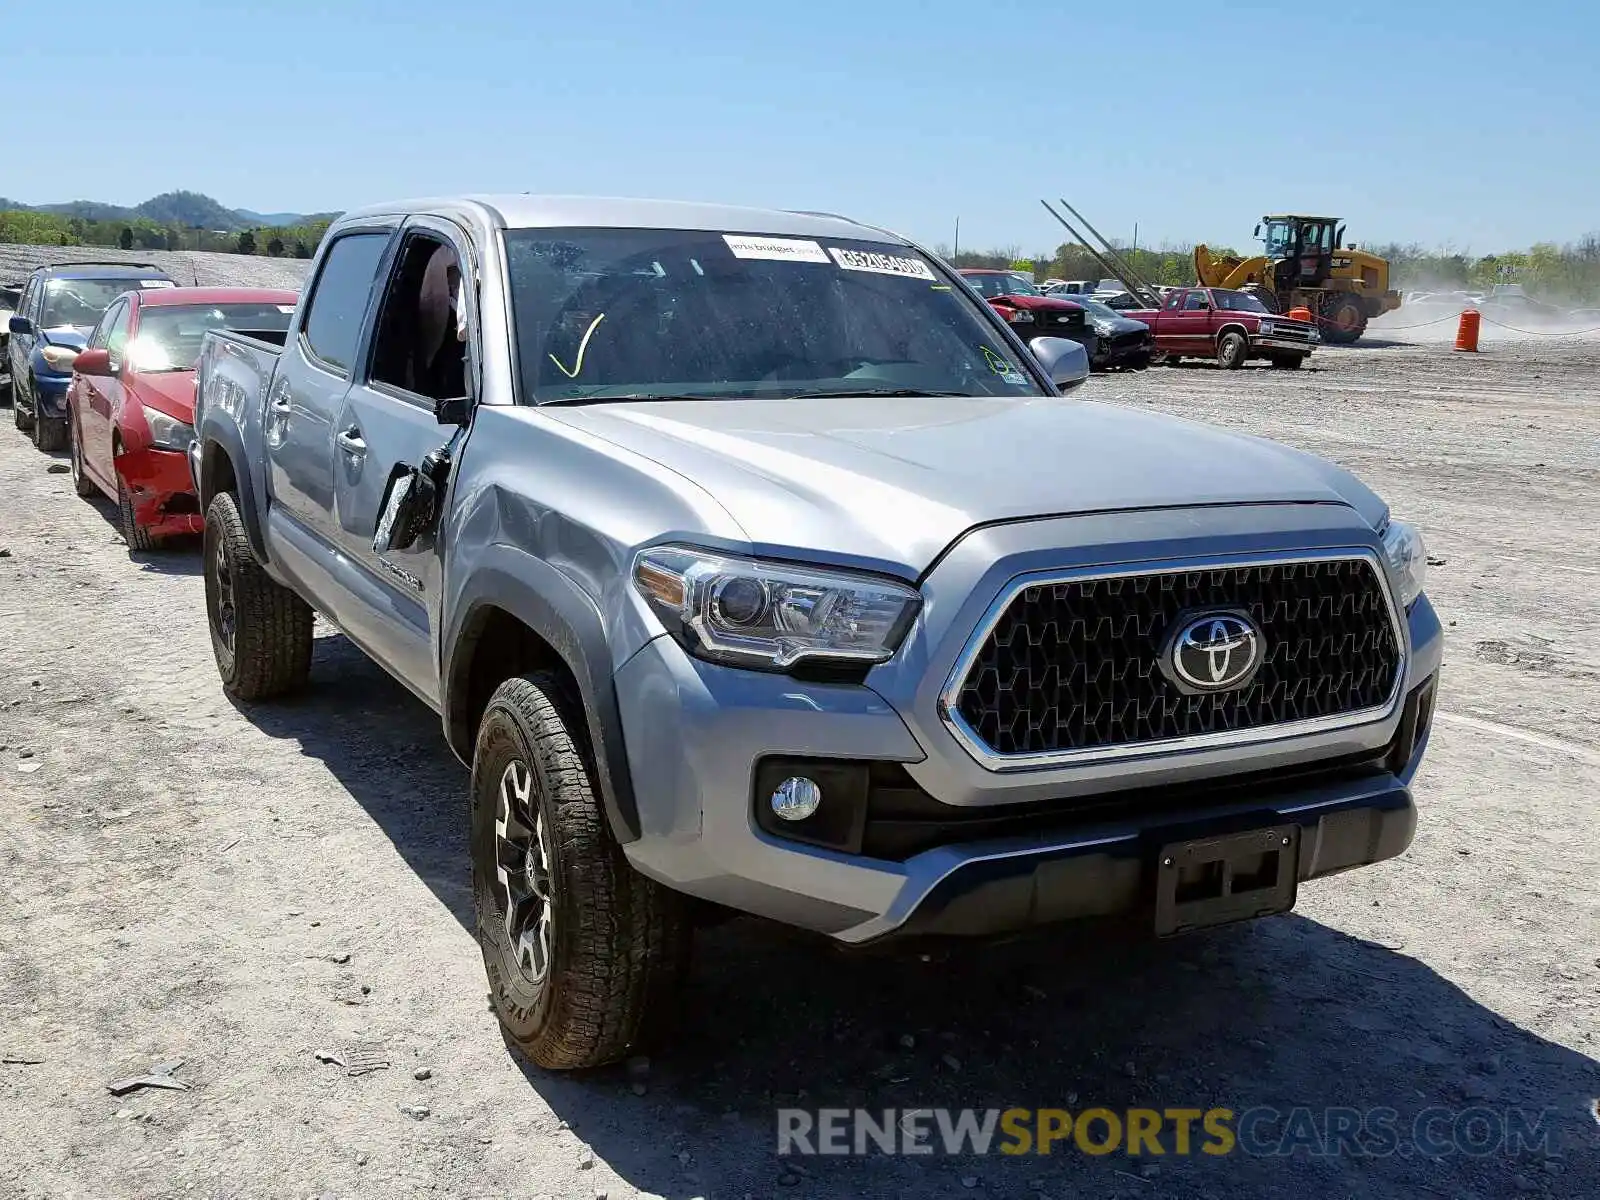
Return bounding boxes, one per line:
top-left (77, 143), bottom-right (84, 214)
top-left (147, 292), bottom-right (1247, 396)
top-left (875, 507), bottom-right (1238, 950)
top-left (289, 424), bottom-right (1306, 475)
top-left (472, 673), bottom-right (691, 1069)
top-left (1217, 331), bottom-right (1249, 370)
top-left (1321, 294), bottom-right (1368, 344)
top-left (13, 378), bottom-right (34, 433)
top-left (69, 413), bottom-right (96, 497)
top-left (203, 490), bottom-right (314, 700)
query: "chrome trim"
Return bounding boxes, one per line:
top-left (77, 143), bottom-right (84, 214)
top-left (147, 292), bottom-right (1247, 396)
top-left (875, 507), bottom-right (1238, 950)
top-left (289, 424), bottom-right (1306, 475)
top-left (937, 548), bottom-right (1408, 773)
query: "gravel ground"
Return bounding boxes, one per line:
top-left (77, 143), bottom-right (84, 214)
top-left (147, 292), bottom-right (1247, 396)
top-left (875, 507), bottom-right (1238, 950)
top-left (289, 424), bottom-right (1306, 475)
top-left (1, 319), bottom-right (1596, 1199)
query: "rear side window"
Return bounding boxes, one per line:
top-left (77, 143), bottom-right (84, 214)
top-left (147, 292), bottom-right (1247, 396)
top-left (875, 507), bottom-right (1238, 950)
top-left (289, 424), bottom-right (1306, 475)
top-left (301, 233), bottom-right (390, 374)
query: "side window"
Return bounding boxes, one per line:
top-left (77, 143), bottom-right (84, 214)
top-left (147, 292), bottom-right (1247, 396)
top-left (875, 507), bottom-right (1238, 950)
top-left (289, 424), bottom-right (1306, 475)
top-left (368, 233), bottom-right (469, 402)
top-left (103, 302), bottom-right (132, 358)
top-left (1183, 291), bottom-right (1209, 311)
top-left (91, 300), bottom-right (123, 350)
top-left (301, 232), bottom-right (390, 375)
top-left (22, 276), bottom-right (41, 320)
top-left (1164, 292), bottom-right (1182, 311)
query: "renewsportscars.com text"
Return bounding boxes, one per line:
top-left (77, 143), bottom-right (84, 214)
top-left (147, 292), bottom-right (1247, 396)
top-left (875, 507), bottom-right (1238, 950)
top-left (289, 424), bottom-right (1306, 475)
top-left (776, 1106), bottom-right (1559, 1159)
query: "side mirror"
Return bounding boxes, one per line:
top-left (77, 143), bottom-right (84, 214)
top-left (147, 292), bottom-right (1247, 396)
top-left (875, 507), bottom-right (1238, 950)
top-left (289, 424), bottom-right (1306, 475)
top-left (434, 394), bottom-right (468, 426)
top-left (373, 466), bottom-right (438, 555)
top-left (74, 348), bottom-right (114, 376)
top-left (9, 314), bottom-right (33, 336)
top-left (1028, 336), bottom-right (1090, 392)
top-left (1253, 223), bottom-right (1261, 238)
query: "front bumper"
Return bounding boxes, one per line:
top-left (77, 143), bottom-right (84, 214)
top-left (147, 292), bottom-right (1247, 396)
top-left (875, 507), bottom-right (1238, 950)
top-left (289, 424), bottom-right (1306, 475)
top-left (29, 370), bottom-right (71, 418)
top-left (1251, 335), bottom-right (1318, 353)
top-left (115, 444), bottom-right (204, 537)
top-left (615, 505), bottom-right (1443, 943)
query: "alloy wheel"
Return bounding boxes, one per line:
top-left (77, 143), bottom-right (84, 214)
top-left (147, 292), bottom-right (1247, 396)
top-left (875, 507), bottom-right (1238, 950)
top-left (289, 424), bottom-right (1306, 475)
top-left (494, 759), bottom-right (555, 987)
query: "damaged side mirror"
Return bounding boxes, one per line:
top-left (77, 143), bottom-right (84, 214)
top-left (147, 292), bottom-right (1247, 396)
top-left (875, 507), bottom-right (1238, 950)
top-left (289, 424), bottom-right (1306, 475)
top-left (373, 466), bottom-right (438, 555)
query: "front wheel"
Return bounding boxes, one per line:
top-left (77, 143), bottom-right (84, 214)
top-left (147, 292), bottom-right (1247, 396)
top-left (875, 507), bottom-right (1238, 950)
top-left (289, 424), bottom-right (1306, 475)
top-left (1321, 295), bottom-right (1368, 344)
top-left (33, 412), bottom-right (67, 452)
top-left (203, 490), bottom-right (313, 700)
top-left (1269, 353), bottom-right (1308, 370)
top-left (1217, 331), bottom-right (1249, 370)
top-left (472, 673), bottom-right (690, 1070)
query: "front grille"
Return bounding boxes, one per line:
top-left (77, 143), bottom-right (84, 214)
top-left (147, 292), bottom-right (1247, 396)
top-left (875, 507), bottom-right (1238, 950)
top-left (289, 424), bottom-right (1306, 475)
top-left (1110, 330), bottom-right (1148, 351)
top-left (1046, 310), bottom-right (1084, 329)
top-left (952, 558), bottom-right (1401, 760)
top-left (1265, 322), bottom-right (1315, 342)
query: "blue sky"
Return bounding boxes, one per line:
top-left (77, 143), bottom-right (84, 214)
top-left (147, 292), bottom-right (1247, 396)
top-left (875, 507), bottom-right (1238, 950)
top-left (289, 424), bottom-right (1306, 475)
top-left (2, 0), bottom-right (1594, 254)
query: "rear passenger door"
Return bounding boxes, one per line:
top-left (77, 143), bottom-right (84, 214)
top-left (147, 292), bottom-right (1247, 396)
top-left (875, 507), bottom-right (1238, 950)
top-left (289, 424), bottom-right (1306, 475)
top-left (326, 218), bottom-right (479, 705)
top-left (262, 226), bottom-right (394, 602)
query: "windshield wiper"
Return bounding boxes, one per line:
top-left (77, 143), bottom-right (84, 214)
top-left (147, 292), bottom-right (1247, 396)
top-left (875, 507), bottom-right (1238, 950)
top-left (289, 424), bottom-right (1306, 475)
top-left (783, 387), bottom-right (974, 399)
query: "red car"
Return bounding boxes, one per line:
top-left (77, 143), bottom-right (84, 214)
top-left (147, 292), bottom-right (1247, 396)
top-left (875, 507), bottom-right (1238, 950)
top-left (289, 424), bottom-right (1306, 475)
top-left (66, 287), bottom-right (298, 549)
top-left (957, 268), bottom-right (1095, 356)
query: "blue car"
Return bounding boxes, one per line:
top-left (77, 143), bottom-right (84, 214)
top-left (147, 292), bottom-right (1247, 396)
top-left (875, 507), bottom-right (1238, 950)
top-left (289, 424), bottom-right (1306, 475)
top-left (7, 262), bottom-right (176, 450)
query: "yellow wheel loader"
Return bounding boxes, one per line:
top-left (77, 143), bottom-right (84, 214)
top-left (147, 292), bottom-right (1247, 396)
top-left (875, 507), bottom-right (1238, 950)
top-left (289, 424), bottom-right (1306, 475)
top-left (1193, 216), bottom-right (1402, 344)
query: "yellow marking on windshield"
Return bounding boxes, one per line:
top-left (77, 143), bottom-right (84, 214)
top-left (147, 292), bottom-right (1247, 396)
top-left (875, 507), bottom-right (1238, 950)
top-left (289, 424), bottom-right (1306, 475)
top-left (548, 312), bottom-right (606, 379)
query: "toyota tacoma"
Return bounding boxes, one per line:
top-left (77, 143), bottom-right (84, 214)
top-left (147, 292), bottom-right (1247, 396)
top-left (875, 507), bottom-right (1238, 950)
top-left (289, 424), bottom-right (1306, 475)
top-left (191, 196), bottom-right (1438, 1070)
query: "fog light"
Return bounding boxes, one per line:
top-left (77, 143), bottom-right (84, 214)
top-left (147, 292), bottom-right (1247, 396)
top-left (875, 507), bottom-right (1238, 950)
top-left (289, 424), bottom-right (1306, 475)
top-left (770, 776), bottom-right (822, 822)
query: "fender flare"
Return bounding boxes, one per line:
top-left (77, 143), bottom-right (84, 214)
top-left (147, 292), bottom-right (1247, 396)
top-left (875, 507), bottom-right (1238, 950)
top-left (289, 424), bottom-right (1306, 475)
top-left (196, 422), bottom-right (268, 561)
top-left (441, 546), bottom-right (641, 844)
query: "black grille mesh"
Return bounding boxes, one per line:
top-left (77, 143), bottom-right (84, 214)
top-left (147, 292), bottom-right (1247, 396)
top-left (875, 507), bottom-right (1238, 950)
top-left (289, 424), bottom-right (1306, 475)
top-left (955, 560), bottom-right (1401, 757)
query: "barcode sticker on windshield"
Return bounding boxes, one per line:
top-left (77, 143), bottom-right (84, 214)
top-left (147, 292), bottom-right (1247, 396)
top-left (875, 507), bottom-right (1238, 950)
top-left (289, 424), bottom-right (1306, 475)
top-left (723, 235), bottom-right (830, 264)
top-left (828, 248), bottom-right (936, 280)
top-left (277, 305), bottom-right (296, 314)
top-left (141, 280), bottom-right (176, 288)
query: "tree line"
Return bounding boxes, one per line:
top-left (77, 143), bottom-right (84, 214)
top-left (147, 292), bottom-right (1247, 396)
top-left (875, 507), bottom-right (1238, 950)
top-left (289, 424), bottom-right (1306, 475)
top-left (0, 208), bottom-right (334, 259)
top-left (937, 235), bottom-right (1600, 302)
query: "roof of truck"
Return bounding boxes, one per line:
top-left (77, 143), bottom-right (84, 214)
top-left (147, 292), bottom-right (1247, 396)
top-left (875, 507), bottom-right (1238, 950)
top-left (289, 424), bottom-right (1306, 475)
top-left (338, 195), bottom-right (911, 245)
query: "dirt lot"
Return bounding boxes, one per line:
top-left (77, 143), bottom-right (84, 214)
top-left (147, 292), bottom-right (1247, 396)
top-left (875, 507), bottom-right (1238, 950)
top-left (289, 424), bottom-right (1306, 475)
top-left (2, 319), bottom-right (1597, 1200)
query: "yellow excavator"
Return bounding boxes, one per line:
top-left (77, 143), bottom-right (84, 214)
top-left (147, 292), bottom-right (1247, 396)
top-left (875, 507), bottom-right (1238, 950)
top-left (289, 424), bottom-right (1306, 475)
top-left (1193, 215), bottom-right (1401, 343)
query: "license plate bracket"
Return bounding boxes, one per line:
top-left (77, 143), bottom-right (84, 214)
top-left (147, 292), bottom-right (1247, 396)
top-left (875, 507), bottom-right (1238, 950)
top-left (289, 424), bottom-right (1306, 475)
top-left (1153, 824), bottom-right (1300, 936)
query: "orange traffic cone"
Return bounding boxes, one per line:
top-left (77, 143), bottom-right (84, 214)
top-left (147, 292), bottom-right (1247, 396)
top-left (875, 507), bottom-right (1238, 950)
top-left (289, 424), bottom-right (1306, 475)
top-left (1454, 309), bottom-right (1481, 352)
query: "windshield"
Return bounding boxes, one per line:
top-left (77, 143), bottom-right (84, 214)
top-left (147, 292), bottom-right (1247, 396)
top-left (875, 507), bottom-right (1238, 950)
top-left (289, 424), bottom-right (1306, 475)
top-left (41, 278), bottom-right (140, 329)
top-left (126, 303), bottom-right (295, 373)
top-left (1214, 290), bottom-right (1271, 313)
top-left (962, 271), bottom-right (1040, 299)
top-left (505, 229), bottom-right (1046, 403)
top-left (1074, 298), bottom-right (1123, 321)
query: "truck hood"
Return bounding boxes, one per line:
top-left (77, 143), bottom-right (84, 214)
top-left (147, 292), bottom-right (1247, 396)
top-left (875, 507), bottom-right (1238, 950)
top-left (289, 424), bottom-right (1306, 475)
top-left (1092, 315), bottom-right (1150, 336)
top-left (545, 395), bottom-right (1384, 574)
top-left (990, 294), bottom-right (1082, 311)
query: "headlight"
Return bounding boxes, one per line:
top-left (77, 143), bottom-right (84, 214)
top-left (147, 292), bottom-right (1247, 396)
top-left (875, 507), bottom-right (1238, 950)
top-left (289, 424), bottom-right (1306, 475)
top-left (1259, 320), bottom-right (1276, 335)
top-left (633, 545), bottom-right (921, 670)
top-left (143, 406), bottom-right (195, 452)
top-left (1005, 309), bottom-right (1035, 324)
top-left (40, 344), bottom-right (81, 372)
top-left (1381, 518), bottom-right (1427, 607)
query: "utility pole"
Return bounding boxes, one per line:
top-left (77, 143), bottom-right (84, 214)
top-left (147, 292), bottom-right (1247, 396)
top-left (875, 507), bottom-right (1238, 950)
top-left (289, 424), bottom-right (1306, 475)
top-left (953, 217), bottom-right (960, 264)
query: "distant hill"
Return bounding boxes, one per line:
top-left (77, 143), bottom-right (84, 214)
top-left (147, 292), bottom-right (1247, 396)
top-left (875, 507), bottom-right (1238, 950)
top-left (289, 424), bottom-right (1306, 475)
top-left (0, 190), bottom-right (322, 231)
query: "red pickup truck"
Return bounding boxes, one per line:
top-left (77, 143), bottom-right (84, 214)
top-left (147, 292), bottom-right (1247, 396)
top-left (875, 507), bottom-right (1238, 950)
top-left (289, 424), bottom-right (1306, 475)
top-left (1128, 286), bottom-right (1319, 369)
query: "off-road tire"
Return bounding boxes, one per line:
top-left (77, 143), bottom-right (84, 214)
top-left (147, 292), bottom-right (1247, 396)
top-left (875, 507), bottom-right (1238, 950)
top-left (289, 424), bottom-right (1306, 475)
top-left (69, 414), bottom-right (97, 497)
top-left (1269, 353), bottom-right (1307, 370)
top-left (472, 673), bottom-right (691, 1070)
top-left (33, 413), bottom-right (67, 452)
top-left (203, 490), bottom-right (313, 700)
top-left (118, 472), bottom-right (159, 551)
top-left (1321, 294), bottom-right (1368, 344)
top-left (1217, 330), bottom-right (1249, 370)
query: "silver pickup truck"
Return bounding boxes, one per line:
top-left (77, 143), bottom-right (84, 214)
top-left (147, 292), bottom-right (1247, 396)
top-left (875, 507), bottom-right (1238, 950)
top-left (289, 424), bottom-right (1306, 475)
top-left (191, 195), bottom-right (1439, 1070)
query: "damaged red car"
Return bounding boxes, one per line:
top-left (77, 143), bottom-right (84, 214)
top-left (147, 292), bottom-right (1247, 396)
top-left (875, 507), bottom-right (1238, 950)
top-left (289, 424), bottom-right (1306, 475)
top-left (66, 288), bottom-right (297, 549)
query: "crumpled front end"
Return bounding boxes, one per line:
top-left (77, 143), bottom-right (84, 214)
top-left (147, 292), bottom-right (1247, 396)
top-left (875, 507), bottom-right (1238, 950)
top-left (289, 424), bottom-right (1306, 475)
top-left (114, 445), bottom-right (204, 538)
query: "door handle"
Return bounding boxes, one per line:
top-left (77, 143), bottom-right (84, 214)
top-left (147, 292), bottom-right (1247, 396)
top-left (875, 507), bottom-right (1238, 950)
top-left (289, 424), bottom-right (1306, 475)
top-left (336, 427), bottom-right (367, 456)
